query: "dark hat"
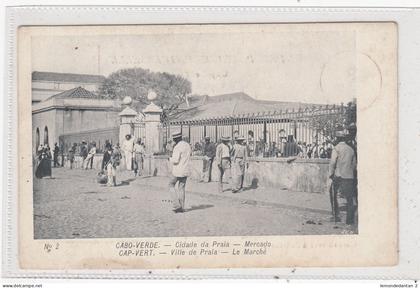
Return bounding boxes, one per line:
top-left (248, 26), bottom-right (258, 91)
top-left (205, 136), bottom-right (211, 140)
top-left (172, 131), bottom-right (182, 139)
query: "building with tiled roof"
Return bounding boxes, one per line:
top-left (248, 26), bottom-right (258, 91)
top-left (32, 86), bottom-right (121, 153)
top-left (44, 86), bottom-right (102, 101)
top-left (31, 79), bottom-right (324, 155)
top-left (32, 71), bottom-right (105, 104)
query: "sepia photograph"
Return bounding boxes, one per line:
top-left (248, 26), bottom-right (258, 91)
top-left (30, 24), bottom-right (360, 240)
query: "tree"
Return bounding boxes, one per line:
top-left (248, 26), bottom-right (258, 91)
top-left (99, 68), bottom-right (192, 114)
top-left (307, 101), bottom-right (356, 143)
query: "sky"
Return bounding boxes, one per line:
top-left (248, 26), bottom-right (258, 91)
top-left (31, 24), bottom-right (358, 104)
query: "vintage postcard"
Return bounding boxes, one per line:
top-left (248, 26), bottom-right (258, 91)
top-left (17, 23), bottom-right (397, 269)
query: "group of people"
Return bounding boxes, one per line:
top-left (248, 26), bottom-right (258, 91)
top-left (202, 136), bottom-right (247, 193)
top-left (66, 141), bottom-right (97, 170)
top-left (35, 142), bottom-right (64, 178)
top-left (190, 131), bottom-right (335, 160)
top-left (166, 132), bottom-right (249, 214)
top-left (34, 125), bottom-right (357, 224)
top-left (166, 123), bottom-right (358, 226)
top-left (98, 135), bottom-right (146, 187)
top-left (34, 144), bottom-right (53, 179)
top-left (34, 135), bottom-right (146, 187)
top-left (120, 135), bottom-right (146, 177)
top-left (65, 141), bottom-right (94, 170)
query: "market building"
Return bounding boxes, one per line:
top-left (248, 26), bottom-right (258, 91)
top-left (32, 71), bottom-right (105, 104)
top-left (32, 86), bottom-right (121, 153)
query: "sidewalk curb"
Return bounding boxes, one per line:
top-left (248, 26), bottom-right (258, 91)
top-left (137, 176), bottom-right (331, 216)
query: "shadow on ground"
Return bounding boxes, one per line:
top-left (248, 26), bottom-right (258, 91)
top-left (242, 177), bottom-right (259, 191)
top-left (184, 204), bottom-right (214, 212)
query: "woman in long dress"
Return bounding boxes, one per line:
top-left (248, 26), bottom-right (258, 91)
top-left (44, 146), bottom-right (52, 177)
top-left (35, 146), bottom-right (52, 178)
top-left (35, 145), bottom-right (44, 178)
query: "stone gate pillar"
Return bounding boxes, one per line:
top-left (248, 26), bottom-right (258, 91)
top-left (143, 102), bottom-right (163, 154)
top-left (119, 106), bottom-right (138, 145)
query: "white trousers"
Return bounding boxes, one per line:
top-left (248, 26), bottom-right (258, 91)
top-left (124, 151), bottom-right (132, 170)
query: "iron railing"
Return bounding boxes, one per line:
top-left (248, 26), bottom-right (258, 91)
top-left (162, 104), bottom-right (351, 158)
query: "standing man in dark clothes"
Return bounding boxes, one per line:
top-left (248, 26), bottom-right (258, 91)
top-left (80, 140), bottom-right (88, 169)
top-left (347, 123), bottom-right (357, 158)
top-left (284, 135), bottom-right (299, 157)
top-left (106, 144), bottom-right (122, 187)
top-left (53, 143), bottom-right (60, 168)
top-left (200, 136), bottom-right (216, 183)
top-left (347, 122), bottom-right (358, 205)
top-left (68, 143), bottom-right (77, 169)
top-left (101, 142), bottom-right (112, 172)
top-left (60, 142), bottom-right (65, 167)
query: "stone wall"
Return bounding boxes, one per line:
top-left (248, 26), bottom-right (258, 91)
top-left (65, 154), bottom-right (330, 194)
top-left (144, 155), bottom-right (330, 194)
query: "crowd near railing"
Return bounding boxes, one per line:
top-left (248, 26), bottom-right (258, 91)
top-left (54, 103), bottom-right (356, 162)
top-left (161, 103), bottom-right (355, 159)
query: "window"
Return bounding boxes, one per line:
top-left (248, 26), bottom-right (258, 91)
top-left (36, 128), bottom-right (40, 148)
top-left (44, 126), bottom-right (49, 146)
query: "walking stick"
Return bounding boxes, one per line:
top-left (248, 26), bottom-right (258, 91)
top-left (329, 177), bottom-right (339, 222)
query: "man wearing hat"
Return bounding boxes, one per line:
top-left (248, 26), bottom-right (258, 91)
top-left (232, 136), bottom-right (247, 193)
top-left (347, 122), bottom-right (358, 206)
top-left (347, 122), bottom-right (357, 159)
top-left (200, 136), bottom-right (216, 183)
top-left (215, 136), bottom-right (232, 193)
top-left (84, 141), bottom-right (97, 170)
top-left (169, 131), bottom-right (191, 213)
top-left (329, 130), bottom-right (357, 225)
top-left (79, 140), bottom-right (88, 169)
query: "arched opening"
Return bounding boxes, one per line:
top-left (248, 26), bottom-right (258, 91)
top-left (44, 126), bottom-right (49, 146)
top-left (36, 128), bottom-right (40, 149)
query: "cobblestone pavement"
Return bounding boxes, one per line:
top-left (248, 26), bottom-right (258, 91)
top-left (34, 167), bottom-right (357, 239)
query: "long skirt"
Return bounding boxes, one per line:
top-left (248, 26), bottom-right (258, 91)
top-left (35, 158), bottom-right (51, 178)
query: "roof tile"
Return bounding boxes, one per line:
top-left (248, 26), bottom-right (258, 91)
top-left (44, 87), bottom-right (101, 101)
